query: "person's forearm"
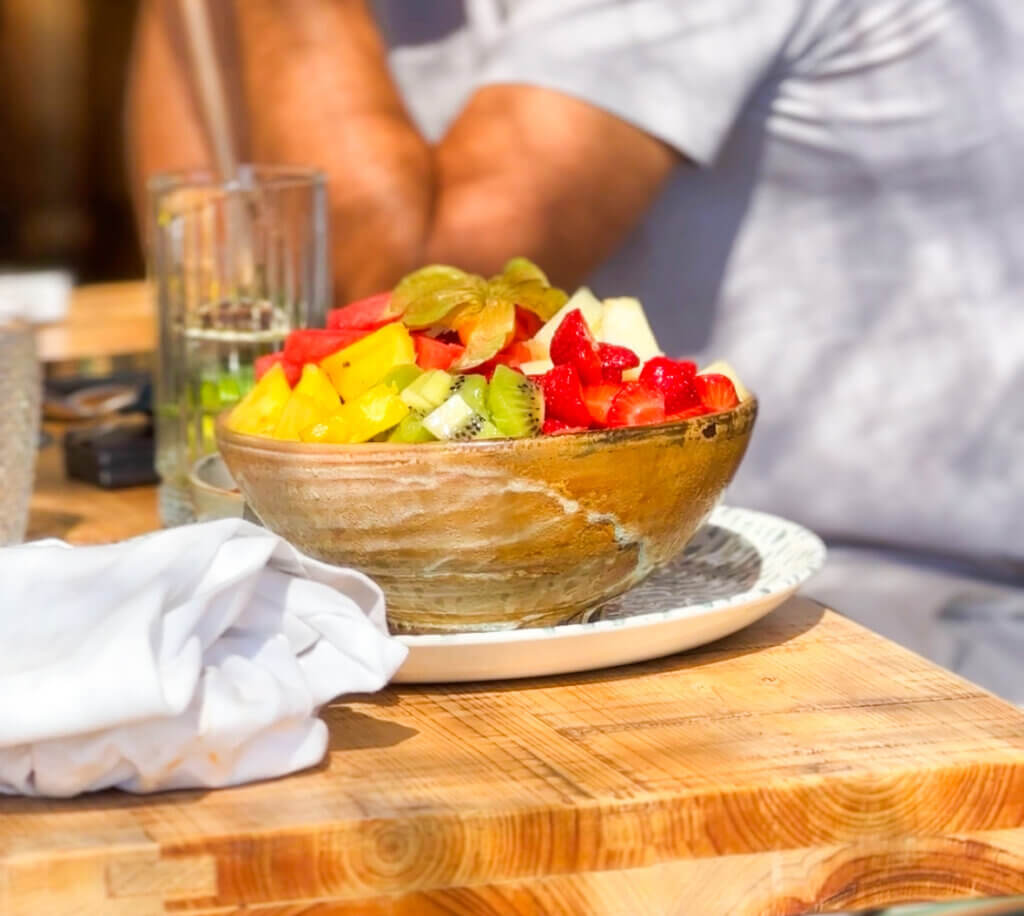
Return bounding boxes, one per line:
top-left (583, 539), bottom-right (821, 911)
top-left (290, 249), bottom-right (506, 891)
top-left (236, 0), bottom-right (433, 299)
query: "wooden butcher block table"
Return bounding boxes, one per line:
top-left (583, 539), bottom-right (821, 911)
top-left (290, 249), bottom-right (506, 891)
top-left (7, 283), bottom-right (1024, 915)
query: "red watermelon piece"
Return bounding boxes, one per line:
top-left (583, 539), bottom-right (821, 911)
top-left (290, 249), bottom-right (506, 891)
top-left (283, 328), bottom-right (370, 365)
top-left (413, 334), bottom-right (465, 371)
top-left (254, 351), bottom-right (301, 386)
top-left (326, 292), bottom-right (394, 331)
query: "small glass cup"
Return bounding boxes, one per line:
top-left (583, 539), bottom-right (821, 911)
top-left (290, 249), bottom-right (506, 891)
top-left (148, 165), bottom-right (330, 525)
top-left (0, 321), bottom-right (41, 545)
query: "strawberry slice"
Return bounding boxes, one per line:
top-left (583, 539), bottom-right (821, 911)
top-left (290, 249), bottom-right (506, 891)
top-left (326, 292), bottom-right (394, 331)
top-left (413, 333), bottom-right (465, 371)
top-left (549, 309), bottom-right (603, 384)
top-left (666, 405), bottom-right (711, 422)
top-left (639, 357), bottom-right (699, 412)
top-left (254, 351), bottom-right (302, 386)
top-left (540, 364), bottom-right (593, 428)
top-left (582, 383), bottom-right (621, 427)
top-left (606, 382), bottom-right (666, 428)
top-left (542, 417), bottom-right (589, 436)
top-left (596, 343), bottom-right (639, 383)
top-left (694, 373), bottom-right (739, 412)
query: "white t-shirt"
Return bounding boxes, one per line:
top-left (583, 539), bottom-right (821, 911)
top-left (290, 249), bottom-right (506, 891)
top-left (381, 0), bottom-right (1024, 572)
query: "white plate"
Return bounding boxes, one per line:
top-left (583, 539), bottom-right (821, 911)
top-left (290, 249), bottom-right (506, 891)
top-left (393, 506), bottom-right (826, 683)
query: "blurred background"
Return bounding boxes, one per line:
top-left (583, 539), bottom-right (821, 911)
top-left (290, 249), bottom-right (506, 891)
top-left (0, 0), bottom-right (142, 284)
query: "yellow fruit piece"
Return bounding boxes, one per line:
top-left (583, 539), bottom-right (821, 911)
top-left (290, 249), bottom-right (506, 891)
top-left (320, 323), bottom-right (416, 402)
top-left (300, 384), bottom-right (409, 444)
top-left (227, 364), bottom-right (292, 436)
top-left (272, 364), bottom-right (342, 441)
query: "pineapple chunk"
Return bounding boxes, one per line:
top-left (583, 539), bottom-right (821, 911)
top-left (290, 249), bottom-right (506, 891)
top-left (301, 384), bottom-right (409, 444)
top-left (698, 359), bottom-right (752, 402)
top-left (526, 287), bottom-right (604, 360)
top-left (519, 359), bottom-right (554, 376)
top-left (227, 363), bottom-right (292, 435)
top-left (272, 364), bottom-right (341, 441)
top-left (598, 297), bottom-right (663, 379)
top-left (321, 322), bottom-right (416, 402)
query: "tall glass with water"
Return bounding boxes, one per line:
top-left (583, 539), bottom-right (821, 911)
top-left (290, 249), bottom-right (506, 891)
top-left (148, 166), bottom-right (329, 525)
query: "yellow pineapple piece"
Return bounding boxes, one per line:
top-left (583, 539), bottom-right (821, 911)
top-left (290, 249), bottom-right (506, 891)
top-left (300, 384), bottom-right (409, 444)
top-left (227, 364), bottom-right (292, 436)
top-left (273, 364), bottom-right (342, 441)
top-left (321, 323), bottom-right (416, 402)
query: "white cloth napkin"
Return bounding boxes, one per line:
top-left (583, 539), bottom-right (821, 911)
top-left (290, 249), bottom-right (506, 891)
top-left (0, 519), bottom-right (407, 797)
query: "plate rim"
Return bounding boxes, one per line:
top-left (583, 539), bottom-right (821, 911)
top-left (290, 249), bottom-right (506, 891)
top-left (396, 506), bottom-right (825, 648)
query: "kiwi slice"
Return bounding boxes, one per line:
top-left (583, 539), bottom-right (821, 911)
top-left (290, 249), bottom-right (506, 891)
top-left (488, 365), bottom-right (545, 437)
top-left (422, 392), bottom-right (491, 441)
top-left (401, 370), bottom-right (453, 412)
top-left (450, 373), bottom-right (489, 415)
top-left (380, 364), bottom-right (423, 392)
top-left (388, 412), bottom-right (437, 443)
top-left (474, 420), bottom-right (507, 441)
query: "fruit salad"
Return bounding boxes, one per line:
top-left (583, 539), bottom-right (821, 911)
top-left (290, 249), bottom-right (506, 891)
top-left (227, 259), bottom-right (746, 444)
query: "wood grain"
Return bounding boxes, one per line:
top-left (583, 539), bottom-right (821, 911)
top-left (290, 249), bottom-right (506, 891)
top-left (3, 598), bottom-right (1024, 915)
top-left (36, 280), bottom-right (154, 363)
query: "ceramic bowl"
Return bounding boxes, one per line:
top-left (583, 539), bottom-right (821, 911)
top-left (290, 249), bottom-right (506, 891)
top-left (188, 453), bottom-right (244, 522)
top-left (216, 398), bottom-right (757, 633)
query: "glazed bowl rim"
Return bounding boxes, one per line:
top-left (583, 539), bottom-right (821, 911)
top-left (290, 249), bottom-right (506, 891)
top-left (215, 395), bottom-right (757, 457)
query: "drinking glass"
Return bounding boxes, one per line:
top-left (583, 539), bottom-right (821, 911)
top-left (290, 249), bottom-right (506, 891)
top-left (0, 321), bottom-right (41, 545)
top-left (148, 166), bottom-right (330, 525)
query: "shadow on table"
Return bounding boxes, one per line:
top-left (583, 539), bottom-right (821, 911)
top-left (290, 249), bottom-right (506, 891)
top-left (390, 596), bottom-right (826, 698)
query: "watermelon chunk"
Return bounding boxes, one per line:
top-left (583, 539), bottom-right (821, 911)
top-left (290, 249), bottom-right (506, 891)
top-left (413, 334), bottom-right (465, 371)
top-left (254, 351), bottom-right (302, 386)
top-left (283, 328), bottom-right (371, 365)
top-left (326, 292), bottom-right (394, 331)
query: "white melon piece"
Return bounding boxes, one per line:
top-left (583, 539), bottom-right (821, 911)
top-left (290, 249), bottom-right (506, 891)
top-left (527, 287), bottom-right (604, 360)
top-left (519, 359), bottom-right (554, 376)
top-left (698, 359), bottom-right (752, 402)
top-left (597, 298), bottom-right (663, 375)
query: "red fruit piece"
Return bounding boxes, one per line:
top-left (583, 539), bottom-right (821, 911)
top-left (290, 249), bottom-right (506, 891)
top-left (413, 334), bottom-right (465, 371)
top-left (514, 306), bottom-right (544, 342)
top-left (254, 351), bottom-right (302, 386)
top-left (639, 357), bottom-right (699, 412)
top-left (666, 405), bottom-right (711, 422)
top-left (606, 382), bottom-right (666, 428)
top-left (596, 343), bottom-right (639, 383)
top-left (283, 328), bottom-right (370, 365)
top-left (694, 373), bottom-right (739, 412)
top-left (540, 364), bottom-right (593, 428)
top-left (582, 384), bottom-right (621, 427)
top-left (475, 341), bottom-right (534, 379)
top-left (542, 418), bottom-right (588, 436)
top-left (549, 309), bottom-right (603, 384)
top-left (326, 292), bottom-right (394, 331)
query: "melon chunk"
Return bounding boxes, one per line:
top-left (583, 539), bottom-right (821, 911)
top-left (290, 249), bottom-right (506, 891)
top-left (597, 297), bottom-right (663, 380)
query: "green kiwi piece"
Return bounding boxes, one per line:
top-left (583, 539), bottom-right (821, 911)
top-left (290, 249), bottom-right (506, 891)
top-left (380, 364), bottom-right (423, 392)
top-left (487, 365), bottom-right (545, 437)
top-left (401, 370), bottom-right (453, 412)
top-left (474, 420), bottom-right (507, 440)
top-left (422, 392), bottom-right (490, 441)
top-left (388, 412), bottom-right (437, 443)
top-left (449, 373), bottom-right (489, 416)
